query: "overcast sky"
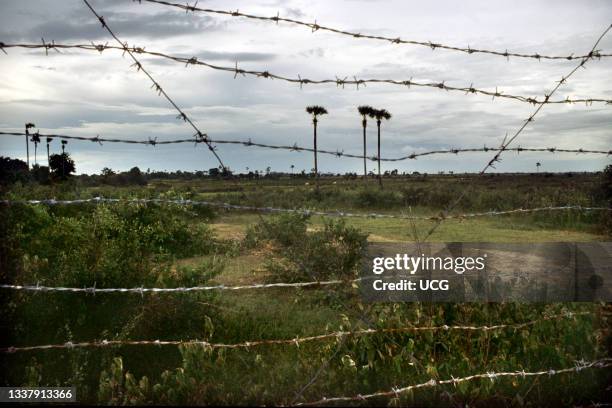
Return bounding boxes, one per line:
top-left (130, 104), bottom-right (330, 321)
top-left (0, 0), bottom-right (611, 174)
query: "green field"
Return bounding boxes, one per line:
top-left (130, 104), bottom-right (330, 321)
top-left (1, 173), bottom-right (610, 405)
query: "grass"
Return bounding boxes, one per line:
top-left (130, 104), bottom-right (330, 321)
top-left (1, 173), bottom-right (610, 405)
top-left (211, 212), bottom-right (607, 242)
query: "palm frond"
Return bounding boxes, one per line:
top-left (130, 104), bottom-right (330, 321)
top-left (306, 105), bottom-right (328, 116)
top-left (357, 105), bottom-right (373, 116)
top-left (369, 108), bottom-right (392, 120)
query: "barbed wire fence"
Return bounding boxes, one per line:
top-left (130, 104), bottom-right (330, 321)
top-left (80, 0), bottom-right (227, 170)
top-left (419, 23), bottom-right (612, 242)
top-left (2, 131), bottom-right (610, 162)
top-left (2, 43), bottom-right (612, 105)
top-left (296, 359), bottom-right (612, 406)
top-left (0, 0), bottom-right (611, 405)
top-left (140, 0), bottom-right (612, 61)
top-left (0, 311), bottom-right (595, 353)
top-left (1, 197), bottom-right (610, 222)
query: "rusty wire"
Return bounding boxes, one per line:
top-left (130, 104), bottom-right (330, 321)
top-left (2, 42), bottom-right (611, 106)
top-left (1, 131), bottom-right (609, 162)
top-left (141, 0), bottom-right (612, 62)
top-left (81, 0), bottom-right (226, 169)
top-left (296, 359), bottom-right (612, 406)
top-left (0, 311), bottom-right (592, 353)
top-left (1, 198), bottom-right (609, 223)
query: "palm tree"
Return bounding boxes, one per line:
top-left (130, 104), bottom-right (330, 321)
top-left (46, 137), bottom-right (53, 167)
top-left (357, 105), bottom-right (374, 180)
top-left (290, 164), bottom-right (295, 176)
top-left (25, 123), bottom-right (35, 168)
top-left (305, 105), bottom-right (328, 190)
top-left (369, 108), bottom-right (392, 188)
top-left (536, 162), bottom-right (541, 173)
top-left (30, 132), bottom-right (41, 165)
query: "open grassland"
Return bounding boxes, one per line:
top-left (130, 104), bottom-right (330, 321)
top-left (1, 173), bottom-right (610, 405)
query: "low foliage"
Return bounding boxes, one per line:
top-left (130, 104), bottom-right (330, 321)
top-left (245, 213), bottom-right (368, 282)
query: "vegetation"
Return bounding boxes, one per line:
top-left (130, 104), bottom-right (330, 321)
top-left (0, 171), bottom-right (610, 405)
top-left (305, 105), bottom-right (329, 191)
top-left (357, 105), bottom-right (375, 178)
top-left (370, 108), bottom-right (392, 188)
top-left (49, 152), bottom-right (76, 180)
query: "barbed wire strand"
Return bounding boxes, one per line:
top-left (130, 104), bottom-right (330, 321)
top-left (1, 131), bottom-right (609, 162)
top-left (0, 311), bottom-right (593, 353)
top-left (295, 359), bottom-right (612, 406)
top-left (1, 198), bottom-right (609, 222)
top-left (140, 0), bottom-right (612, 62)
top-left (0, 278), bottom-right (361, 294)
top-left (420, 23), bottom-right (612, 243)
top-left (81, 0), bottom-right (226, 169)
top-left (2, 43), bottom-right (611, 106)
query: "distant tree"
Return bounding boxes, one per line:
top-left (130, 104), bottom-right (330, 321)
top-left (357, 105), bottom-right (374, 179)
top-left (305, 105), bottom-right (328, 191)
top-left (30, 164), bottom-right (50, 183)
top-left (0, 156), bottom-right (28, 184)
top-left (126, 167), bottom-right (147, 185)
top-left (101, 167), bottom-right (115, 176)
top-left (209, 167), bottom-right (220, 178)
top-left (536, 162), bottom-right (541, 173)
top-left (101, 167), bottom-right (115, 184)
top-left (49, 153), bottom-right (75, 180)
top-left (290, 164), bottom-right (295, 176)
top-left (597, 164), bottom-right (612, 205)
top-left (369, 108), bottom-right (392, 188)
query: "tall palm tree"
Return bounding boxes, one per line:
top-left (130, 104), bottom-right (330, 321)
top-left (46, 137), bottom-right (53, 167)
top-left (305, 105), bottom-right (328, 190)
top-left (357, 105), bottom-right (374, 180)
top-left (536, 162), bottom-right (541, 173)
top-left (25, 123), bottom-right (35, 169)
top-left (369, 108), bottom-right (392, 188)
top-left (31, 132), bottom-right (41, 165)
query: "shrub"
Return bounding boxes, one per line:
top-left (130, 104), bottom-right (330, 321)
top-left (245, 213), bottom-right (368, 282)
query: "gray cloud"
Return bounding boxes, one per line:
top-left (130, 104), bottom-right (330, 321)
top-left (0, 0), bottom-right (610, 174)
top-left (1, 9), bottom-right (220, 42)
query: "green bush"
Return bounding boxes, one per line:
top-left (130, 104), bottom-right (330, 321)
top-left (245, 213), bottom-right (368, 282)
top-left (1, 203), bottom-right (220, 288)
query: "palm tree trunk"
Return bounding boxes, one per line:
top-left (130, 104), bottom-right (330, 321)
top-left (377, 121), bottom-right (382, 188)
top-left (313, 118), bottom-right (319, 191)
top-left (362, 119), bottom-right (367, 180)
top-left (25, 127), bottom-right (30, 169)
top-left (47, 143), bottom-right (50, 167)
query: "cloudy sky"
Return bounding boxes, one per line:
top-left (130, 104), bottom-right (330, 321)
top-left (0, 0), bottom-right (610, 175)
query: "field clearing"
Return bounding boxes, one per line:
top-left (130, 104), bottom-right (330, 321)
top-left (210, 212), bottom-right (608, 242)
